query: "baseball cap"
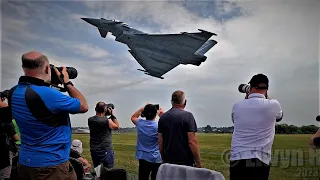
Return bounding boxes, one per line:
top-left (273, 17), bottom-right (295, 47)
top-left (249, 73), bottom-right (269, 89)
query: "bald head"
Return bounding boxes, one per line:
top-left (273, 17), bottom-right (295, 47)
top-left (171, 90), bottom-right (186, 107)
top-left (22, 51), bottom-right (49, 70)
top-left (21, 51), bottom-right (51, 82)
top-left (95, 102), bottom-right (106, 113)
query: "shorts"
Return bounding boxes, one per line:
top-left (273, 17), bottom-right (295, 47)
top-left (17, 160), bottom-right (76, 180)
top-left (90, 149), bottom-right (115, 168)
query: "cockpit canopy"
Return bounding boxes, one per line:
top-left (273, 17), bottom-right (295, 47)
top-left (122, 23), bottom-right (131, 27)
top-left (111, 19), bottom-right (121, 22)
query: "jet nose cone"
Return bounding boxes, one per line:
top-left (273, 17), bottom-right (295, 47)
top-left (81, 18), bottom-right (100, 27)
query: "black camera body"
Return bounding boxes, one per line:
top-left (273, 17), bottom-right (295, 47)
top-left (50, 64), bottom-right (78, 85)
top-left (105, 103), bottom-right (115, 116)
top-left (0, 90), bottom-right (9, 99)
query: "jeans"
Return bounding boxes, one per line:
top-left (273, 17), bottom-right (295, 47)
top-left (90, 149), bottom-right (114, 168)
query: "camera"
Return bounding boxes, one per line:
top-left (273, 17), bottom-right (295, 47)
top-left (50, 64), bottom-right (78, 85)
top-left (316, 115), bottom-right (320, 122)
top-left (0, 90), bottom-right (9, 99)
top-left (105, 103), bottom-right (115, 116)
top-left (238, 84), bottom-right (250, 94)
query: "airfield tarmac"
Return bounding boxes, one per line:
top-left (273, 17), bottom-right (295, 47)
top-left (73, 133), bottom-right (320, 180)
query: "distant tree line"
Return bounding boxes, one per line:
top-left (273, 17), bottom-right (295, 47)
top-left (200, 124), bottom-right (319, 134)
top-left (72, 124), bottom-right (319, 134)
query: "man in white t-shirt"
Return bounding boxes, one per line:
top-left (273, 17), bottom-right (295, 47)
top-left (230, 73), bottom-right (283, 180)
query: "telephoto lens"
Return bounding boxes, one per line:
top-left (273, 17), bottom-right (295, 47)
top-left (50, 64), bottom-right (78, 85)
top-left (238, 84), bottom-right (250, 94)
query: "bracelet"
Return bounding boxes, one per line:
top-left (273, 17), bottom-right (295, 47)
top-left (110, 115), bottom-right (116, 120)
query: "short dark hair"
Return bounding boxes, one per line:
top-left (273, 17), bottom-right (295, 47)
top-left (249, 73), bottom-right (269, 89)
top-left (95, 102), bottom-right (105, 113)
top-left (142, 104), bottom-right (157, 120)
top-left (21, 54), bottom-right (48, 69)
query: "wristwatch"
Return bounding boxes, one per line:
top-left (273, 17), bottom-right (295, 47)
top-left (64, 81), bottom-right (74, 87)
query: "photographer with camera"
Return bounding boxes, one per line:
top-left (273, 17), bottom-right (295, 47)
top-left (88, 102), bottom-right (119, 169)
top-left (8, 51), bottom-right (88, 180)
top-left (230, 73), bottom-right (283, 180)
top-left (131, 103), bottom-right (164, 180)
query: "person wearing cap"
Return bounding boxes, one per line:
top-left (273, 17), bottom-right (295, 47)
top-left (70, 139), bottom-right (91, 172)
top-left (131, 104), bottom-right (164, 180)
top-left (230, 73), bottom-right (283, 180)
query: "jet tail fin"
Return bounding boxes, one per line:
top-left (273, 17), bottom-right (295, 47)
top-left (194, 39), bottom-right (218, 55)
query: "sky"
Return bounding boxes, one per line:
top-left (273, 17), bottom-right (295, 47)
top-left (0, 0), bottom-right (319, 128)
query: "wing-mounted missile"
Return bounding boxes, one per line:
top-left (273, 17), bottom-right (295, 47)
top-left (98, 28), bottom-right (108, 38)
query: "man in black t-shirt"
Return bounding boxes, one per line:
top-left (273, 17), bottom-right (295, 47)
top-left (158, 90), bottom-right (202, 168)
top-left (88, 102), bottom-right (119, 168)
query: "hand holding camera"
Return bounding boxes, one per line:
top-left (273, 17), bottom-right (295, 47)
top-left (53, 66), bottom-right (70, 85)
top-left (104, 103), bottom-right (115, 116)
top-left (106, 107), bottom-right (114, 116)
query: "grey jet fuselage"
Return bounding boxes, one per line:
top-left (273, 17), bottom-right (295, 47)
top-left (82, 18), bottom-right (218, 79)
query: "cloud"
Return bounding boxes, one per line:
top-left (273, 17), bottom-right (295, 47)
top-left (80, 0), bottom-right (320, 127)
top-left (44, 37), bottom-right (110, 59)
top-left (1, 1), bottom-right (319, 128)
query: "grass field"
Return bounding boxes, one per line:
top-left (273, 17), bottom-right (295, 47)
top-left (73, 133), bottom-right (320, 180)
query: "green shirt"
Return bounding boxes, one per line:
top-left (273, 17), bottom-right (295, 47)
top-left (12, 119), bottom-right (21, 145)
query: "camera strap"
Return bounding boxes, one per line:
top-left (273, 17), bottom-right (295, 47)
top-left (49, 84), bottom-right (67, 92)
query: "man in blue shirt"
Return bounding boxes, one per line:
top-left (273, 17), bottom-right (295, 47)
top-left (9, 51), bottom-right (88, 180)
top-left (131, 104), bottom-right (164, 180)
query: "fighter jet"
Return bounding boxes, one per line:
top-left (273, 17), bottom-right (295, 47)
top-left (81, 18), bottom-right (218, 79)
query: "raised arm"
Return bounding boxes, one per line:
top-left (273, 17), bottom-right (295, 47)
top-left (158, 107), bottom-right (165, 117)
top-left (131, 106), bottom-right (145, 126)
top-left (54, 67), bottom-right (88, 113)
top-left (272, 100), bottom-right (283, 122)
top-left (108, 108), bottom-right (119, 130)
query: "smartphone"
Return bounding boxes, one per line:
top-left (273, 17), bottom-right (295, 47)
top-left (154, 104), bottom-right (159, 110)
